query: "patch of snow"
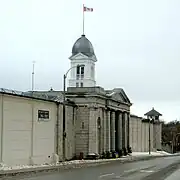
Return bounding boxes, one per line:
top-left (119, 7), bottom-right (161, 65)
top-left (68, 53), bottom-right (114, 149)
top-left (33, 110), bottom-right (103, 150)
top-left (132, 151), bottom-right (172, 157)
top-left (156, 151), bottom-right (172, 155)
top-left (0, 151), bottom-right (171, 171)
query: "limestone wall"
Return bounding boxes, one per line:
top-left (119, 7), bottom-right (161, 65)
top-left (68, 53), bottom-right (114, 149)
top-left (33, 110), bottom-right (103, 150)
top-left (153, 123), bottom-right (162, 150)
top-left (130, 115), bottom-right (156, 152)
top-left (129, 115), bottom-right (142, 152)
top-left (75, 106), bottom-right (90, 157)
top-left (65, 105), bottom-right (76, 160)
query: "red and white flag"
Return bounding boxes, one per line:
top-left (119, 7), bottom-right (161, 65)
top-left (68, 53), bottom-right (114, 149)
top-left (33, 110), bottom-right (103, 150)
top-left (83, 6), bottom-right (93, 12)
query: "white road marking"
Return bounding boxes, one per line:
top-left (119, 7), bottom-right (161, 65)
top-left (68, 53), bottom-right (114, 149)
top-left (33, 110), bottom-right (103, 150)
top-left (115, 176), bottom-right (121, 178)
top-left (124, 168), bottom-right (139, 173)
top-left (99, 173), bottom-right (115, 178)
top-left (140, 170), bottom-right (155, 173)
top-left (98, 167), bottom-right (154, 179)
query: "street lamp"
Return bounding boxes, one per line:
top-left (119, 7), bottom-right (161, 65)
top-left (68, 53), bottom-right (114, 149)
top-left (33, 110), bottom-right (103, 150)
top-left (144, 108), bottom-right (162, 155)
top-left (148, 117), bottom-right (151, 155)
top-left (62, 64), bottom-right (85, 160)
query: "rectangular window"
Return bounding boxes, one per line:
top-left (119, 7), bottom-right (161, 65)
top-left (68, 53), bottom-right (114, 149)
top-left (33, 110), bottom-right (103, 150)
top-left (76, 82), bottom-right (79, 87)
top-left (80, 82), bottom-right (83, 87)
top-left (76, 66), bottom-right (80, 74)
top-left (80, 66), bottom-right (84, 79)
top-left (80, 66), bottom-right (84, 75)
top-left (76, 66), bottom-right (80, 79)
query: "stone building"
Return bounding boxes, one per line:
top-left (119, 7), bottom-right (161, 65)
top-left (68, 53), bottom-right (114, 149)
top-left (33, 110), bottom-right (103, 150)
top-left (66, 86), bottom-right (131, 156)
top-left (52, 34), bottom-right (133, 156)
top-left (63, 34), bottom-right (162, 156)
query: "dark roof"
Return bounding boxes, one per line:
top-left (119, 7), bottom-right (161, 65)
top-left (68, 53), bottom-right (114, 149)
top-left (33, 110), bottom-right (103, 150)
top-left (0, 88), bottom-right (61, 104)
top-left (130, 114), bottom-right (142, 119)
top-left (144, 107), bottom-right (162, 117)
top-left (142, 118), bottom-right (153, 123)
top-left (72, 35), bottom-right (95, 57)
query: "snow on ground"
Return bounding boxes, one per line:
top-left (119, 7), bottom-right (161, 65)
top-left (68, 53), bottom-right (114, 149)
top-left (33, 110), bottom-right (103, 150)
top-left (132, 151), bottom-right (172, 156)
top-left (0, 158), bottom-right (127, 171)
top-left (0, 151), bottom-right (172, 171)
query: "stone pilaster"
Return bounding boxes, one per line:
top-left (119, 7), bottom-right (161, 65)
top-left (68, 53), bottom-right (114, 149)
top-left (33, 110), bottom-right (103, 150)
top-left (117, 112), bottom-right (123, 150)
top-left (106, 111), bottom-right (111, 151)
top-left (88, 108), bottom-right (98, 154)
top-left (110, 111), bottom-right (115, 151)
top-left (103, 109), bottom-right (106, 152)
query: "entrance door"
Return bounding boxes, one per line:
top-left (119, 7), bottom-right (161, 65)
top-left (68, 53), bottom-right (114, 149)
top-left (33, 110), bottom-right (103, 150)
top-left (97, 117), bottom-right (101, 154)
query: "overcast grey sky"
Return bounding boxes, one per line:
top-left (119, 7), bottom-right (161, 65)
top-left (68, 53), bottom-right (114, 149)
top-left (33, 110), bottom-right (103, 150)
top-left (0, 0), bottom-right (180, 121)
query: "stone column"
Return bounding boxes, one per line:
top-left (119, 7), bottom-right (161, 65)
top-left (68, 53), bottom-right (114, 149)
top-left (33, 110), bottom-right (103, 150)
top-left (103, 109), bottom-right (106, 152)
top-left (122, 112), bottom-right (125, 148)
top-left (99, 109), bottom-right (104, 154)
top-left (106, 111), bottom-right (111, 151)
top-left (117, 112), bottom-right (123, 150)
top-left (110, 111), bottom-right (115, 151)
top-left (127, 113), bottom-right (130, 147)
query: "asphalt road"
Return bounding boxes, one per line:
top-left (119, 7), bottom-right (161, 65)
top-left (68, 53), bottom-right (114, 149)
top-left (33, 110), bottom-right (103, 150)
top-left (20, 156), bottom-right (180, 180)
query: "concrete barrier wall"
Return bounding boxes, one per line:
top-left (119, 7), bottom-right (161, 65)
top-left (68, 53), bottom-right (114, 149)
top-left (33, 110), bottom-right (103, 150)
top-left (0, 93), bottom-right (76, 165)
top-left (0, 94), bottom-right (57, 166)
top-left (130, 115), bottom-right (156, 152)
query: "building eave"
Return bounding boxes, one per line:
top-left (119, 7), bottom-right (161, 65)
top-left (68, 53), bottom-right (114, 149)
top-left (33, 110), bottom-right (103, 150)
top-left (0, 91), bottom-right (61, 104)
top-left (66, 93), bottom-right (131, 106)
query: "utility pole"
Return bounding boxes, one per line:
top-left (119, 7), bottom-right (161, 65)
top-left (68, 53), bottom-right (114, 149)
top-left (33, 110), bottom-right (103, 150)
top-left (62, 74), bottom-right (66, 161)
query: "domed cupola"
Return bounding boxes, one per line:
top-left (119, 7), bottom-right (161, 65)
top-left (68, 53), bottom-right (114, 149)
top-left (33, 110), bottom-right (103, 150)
top-left (69, 34), bottom-right (97, 88)
top-left (72, 35), bottom-right (96, 58)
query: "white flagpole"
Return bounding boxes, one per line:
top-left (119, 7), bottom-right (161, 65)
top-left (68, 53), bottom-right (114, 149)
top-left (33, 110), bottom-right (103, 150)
top-left (83, 4), bottom-right (85, 35)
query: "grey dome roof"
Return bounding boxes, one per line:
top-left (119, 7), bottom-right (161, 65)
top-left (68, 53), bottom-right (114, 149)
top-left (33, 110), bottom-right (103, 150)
top-left (72, 35), bottom-right (95, 57)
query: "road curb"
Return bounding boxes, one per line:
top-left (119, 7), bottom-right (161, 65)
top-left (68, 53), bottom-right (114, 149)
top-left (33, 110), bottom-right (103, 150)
top-left (0, 154), bottom-right (178, 178)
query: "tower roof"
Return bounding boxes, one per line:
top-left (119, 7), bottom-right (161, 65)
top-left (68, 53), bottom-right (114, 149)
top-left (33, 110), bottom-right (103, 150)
top-left (72, 35), bottom-right (95, 57)
top-left (144, 107), bottom-right (162, 117)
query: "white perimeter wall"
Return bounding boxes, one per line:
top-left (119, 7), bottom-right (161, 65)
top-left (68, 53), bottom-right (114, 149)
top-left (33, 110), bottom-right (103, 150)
top-left (0, 94), bottom-right (57, 166)
top-left (130, 115), bottom-right (154, 152)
